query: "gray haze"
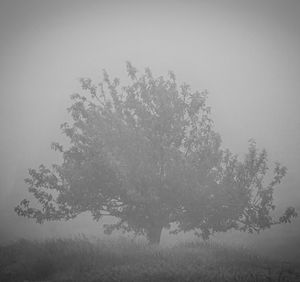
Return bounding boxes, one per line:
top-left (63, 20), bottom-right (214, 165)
top-left (0, 0), bottom-right (299, 261)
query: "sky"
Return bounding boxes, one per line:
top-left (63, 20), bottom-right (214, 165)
top-left (0, 0), bottom-right (299, 257)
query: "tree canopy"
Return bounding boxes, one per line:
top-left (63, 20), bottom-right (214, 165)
top-left (15, 62), bottom-right (297, 244)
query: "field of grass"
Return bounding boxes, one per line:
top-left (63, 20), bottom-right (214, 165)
top-left (0, 236), bottom-right (299, 282)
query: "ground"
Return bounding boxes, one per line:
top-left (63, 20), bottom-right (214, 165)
top-left (1, 236), bottom-right (299, 282)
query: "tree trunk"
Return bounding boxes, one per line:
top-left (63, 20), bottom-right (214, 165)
top-left (146, 225), bottom-right (163, 245)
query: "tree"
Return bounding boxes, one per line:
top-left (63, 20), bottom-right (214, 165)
top-left (15, 62), bottom-right (297, 244)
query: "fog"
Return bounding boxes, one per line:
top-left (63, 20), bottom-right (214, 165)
top-left (0, 0), bottom-right (299, 262)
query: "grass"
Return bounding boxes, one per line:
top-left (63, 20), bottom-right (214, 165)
top-left (0, 236), bottom-right (299, 282)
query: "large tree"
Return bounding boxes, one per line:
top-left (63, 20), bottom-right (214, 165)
top-left (15, 63), bottom-right (297, 244)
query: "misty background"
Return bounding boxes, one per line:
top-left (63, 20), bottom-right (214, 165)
top-left (0, 0), bottom-right (299, 261)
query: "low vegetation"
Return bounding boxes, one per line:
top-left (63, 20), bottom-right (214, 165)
top-left (0, 236), bottom-right (299, 281)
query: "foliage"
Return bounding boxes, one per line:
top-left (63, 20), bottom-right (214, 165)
top-left (15, 62), bottom-right (297, 244)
